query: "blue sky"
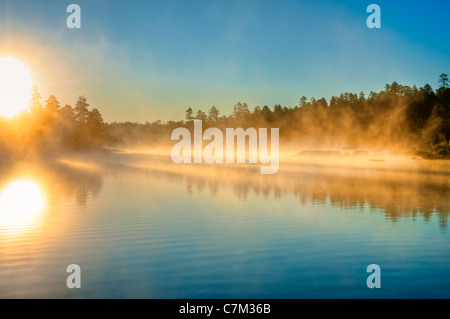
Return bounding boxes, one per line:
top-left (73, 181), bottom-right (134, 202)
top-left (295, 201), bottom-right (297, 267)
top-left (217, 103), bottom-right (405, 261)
top-left (1, 0), bottom-right (449, 121)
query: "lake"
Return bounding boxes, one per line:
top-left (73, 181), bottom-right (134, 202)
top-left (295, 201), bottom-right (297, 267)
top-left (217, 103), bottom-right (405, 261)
top-left (0, 152), bottom-right (449, 298)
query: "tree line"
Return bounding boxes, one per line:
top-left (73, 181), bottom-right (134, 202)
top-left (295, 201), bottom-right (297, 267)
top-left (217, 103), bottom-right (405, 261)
top-left (0, 85), bottom-right (105, 160)
top-left (181, 74), bottom-right (450, 156)
top-left (0, 74), bottom-right (449, 160)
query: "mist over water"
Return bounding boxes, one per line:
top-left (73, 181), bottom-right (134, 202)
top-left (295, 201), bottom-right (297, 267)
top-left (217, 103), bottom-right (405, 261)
top-left (0, 151), bottom-right (448, 298)
top-left (1, 0), bottom-right (449, 300)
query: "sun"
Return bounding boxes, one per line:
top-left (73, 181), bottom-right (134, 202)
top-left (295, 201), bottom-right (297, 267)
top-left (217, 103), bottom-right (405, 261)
top-left (0, 57), bottom-right (33, 118)
top-left (0, 180), bottom-right (45, 232)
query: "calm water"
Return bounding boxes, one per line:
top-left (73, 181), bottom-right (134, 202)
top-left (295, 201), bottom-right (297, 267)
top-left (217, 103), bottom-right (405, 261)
top-left (0, 152), bottom-right (449, 298)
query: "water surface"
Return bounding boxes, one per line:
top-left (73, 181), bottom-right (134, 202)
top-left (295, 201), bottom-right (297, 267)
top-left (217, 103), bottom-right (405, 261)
top-left (0, 153), bottom-right (449, 298)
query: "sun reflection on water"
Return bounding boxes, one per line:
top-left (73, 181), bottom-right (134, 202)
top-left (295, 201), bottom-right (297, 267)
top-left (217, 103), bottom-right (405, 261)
top-left (0, 180), bottom-right (46, 232)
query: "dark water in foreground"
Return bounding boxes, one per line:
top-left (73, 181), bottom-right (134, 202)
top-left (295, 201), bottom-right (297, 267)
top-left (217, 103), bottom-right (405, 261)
top-left (0, 153), bottom-right (449, 298)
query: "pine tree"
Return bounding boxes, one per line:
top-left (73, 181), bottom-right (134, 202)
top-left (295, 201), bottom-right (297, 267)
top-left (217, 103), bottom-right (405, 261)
top-left (195, 109), bottom-right (207, 122)
top-left (74, 95), bottom-right (90, 124)
top-left (60, 104), bottom-right (75, 120)
top-left (439, 73), bottom-right (449, 89)
top-left (45, 95), bottom-right (60, 115)
top-left (185, 107), bottom-right (193, 122)
top-left (233, 102), bottom-right (250, 119)
top-left (208, 106), bottom-right (220, 122)
top-left (88, 108), bottom-right (104, 126)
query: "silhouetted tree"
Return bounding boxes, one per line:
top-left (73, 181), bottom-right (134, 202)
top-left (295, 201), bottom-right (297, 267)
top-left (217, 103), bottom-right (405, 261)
top-left (60, 104), bottom-right (75, 121)
top-left (208, 106), bottom-right (220, 122)
top-left (195, 110), bottom-right (207, 122)
top-left (261, 105), bottom-right (273, 122)
top-left (299, 96), bottom-right (307, 108)
top-left (233, 102), bottom-right (250, 120)
top-left (439, 73), bottom-right (449, 89)
top-left (88, 108), bottom-right (104, 126)
top-left (45, 95), bottom-right (60, 116)
top-left (74, 95), bottom-right (90, 124)
top-left (87, 108), bottom-right (105, 147)
top-left (185, 107), bottom-right (193, 122)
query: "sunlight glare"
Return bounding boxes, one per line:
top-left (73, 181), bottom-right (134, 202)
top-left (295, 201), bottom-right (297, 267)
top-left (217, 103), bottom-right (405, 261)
top-left (0, 180), bottom-right (45, 231)
top-left (0, 57), bottom-right (33, 118)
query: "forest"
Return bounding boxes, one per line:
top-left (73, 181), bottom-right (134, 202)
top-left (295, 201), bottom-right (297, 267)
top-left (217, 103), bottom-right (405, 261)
top-left (0, 74), bottom-right (449, 160)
